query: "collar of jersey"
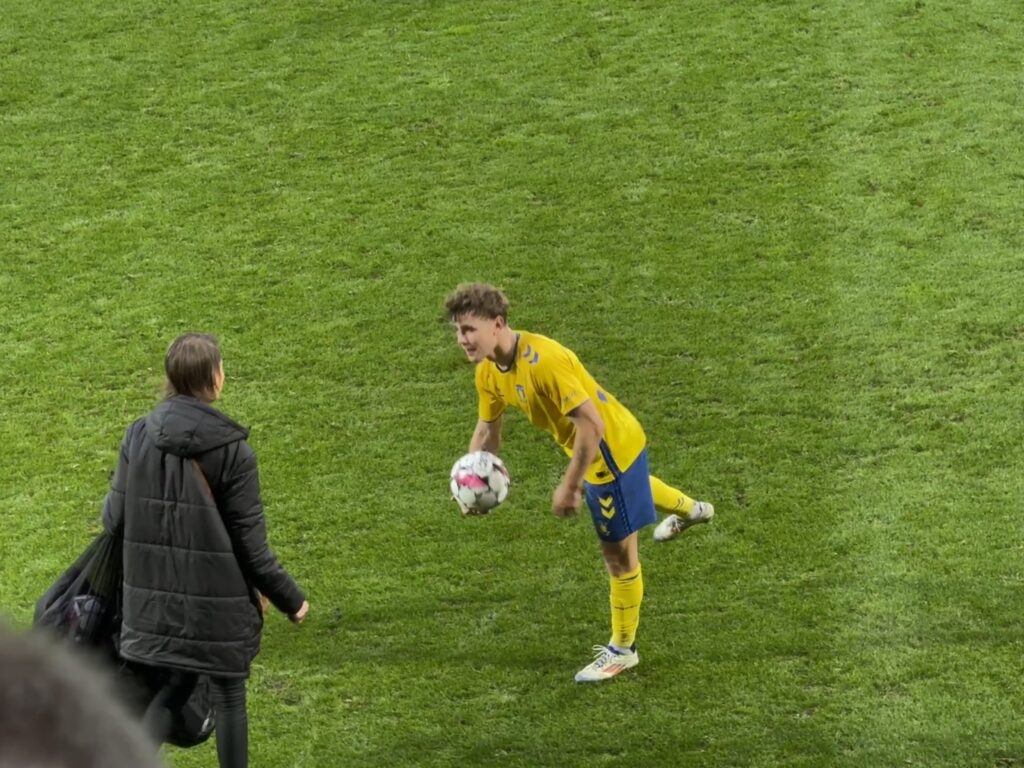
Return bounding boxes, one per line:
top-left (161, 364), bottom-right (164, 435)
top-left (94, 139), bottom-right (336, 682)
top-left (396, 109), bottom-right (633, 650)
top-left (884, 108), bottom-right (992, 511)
top-left (495, 333), bottom-right (520, 374)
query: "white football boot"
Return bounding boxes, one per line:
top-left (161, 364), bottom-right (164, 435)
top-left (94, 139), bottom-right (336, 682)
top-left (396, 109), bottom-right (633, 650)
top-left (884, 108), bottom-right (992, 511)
top-left (574, 645), bottom-right (640, 683)
top-left (653, 500), bottom-right (714, 542)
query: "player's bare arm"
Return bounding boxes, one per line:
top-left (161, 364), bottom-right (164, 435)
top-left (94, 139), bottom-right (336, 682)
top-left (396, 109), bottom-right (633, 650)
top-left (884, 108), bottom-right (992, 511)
top-left (552, 400), bottom-right (605, 518)
top-left (469, 415), bottom-right (502, 454)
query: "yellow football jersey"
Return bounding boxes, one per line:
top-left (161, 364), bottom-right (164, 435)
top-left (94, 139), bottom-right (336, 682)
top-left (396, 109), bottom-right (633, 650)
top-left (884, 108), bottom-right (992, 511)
top-left (475, 331), bottom-right (646, 484)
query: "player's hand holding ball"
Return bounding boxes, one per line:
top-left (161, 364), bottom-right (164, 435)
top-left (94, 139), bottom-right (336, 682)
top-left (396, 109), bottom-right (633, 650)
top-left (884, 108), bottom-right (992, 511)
top-left (462, 504), bottom-right (489, 517)
top-left (453, 494), bottom-right (486, 517)
top-left (450, 451), bottom-right (510, 516)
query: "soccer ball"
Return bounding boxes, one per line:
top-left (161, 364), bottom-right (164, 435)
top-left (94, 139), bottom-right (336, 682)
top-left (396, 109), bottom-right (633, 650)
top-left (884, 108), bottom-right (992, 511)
top-left (449, 451), bottom-right (510, 513)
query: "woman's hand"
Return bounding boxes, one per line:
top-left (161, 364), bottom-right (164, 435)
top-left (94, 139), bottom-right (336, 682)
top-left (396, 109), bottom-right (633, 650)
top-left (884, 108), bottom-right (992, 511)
top-left (289, 600), bottom-right (310, 624)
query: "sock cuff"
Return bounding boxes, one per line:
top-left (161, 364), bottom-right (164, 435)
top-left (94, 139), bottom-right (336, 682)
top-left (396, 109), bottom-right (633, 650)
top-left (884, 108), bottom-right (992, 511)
top-left (612, 564), bottom-right (642, 584)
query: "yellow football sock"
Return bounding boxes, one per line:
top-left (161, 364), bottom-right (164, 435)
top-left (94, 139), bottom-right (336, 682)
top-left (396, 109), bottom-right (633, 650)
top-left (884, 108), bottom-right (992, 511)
top-left (650, 475), bottom-right (695, 514)
top-left (609, 564), bottom-right (643, 649)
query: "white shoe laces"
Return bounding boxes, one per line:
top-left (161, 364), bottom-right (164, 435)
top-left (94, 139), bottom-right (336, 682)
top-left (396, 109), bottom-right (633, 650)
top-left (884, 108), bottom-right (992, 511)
top-left (587, 645), bottom-right (616, 669)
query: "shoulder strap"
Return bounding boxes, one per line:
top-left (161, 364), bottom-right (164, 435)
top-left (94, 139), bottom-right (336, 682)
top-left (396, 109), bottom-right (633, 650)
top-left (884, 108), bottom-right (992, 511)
top-left (191, 459), bottom-right (214, 499)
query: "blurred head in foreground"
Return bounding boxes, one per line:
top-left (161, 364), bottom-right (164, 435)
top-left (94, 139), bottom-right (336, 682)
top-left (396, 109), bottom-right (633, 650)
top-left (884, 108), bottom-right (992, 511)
top-left (0, 621), bottom-right (161, 768)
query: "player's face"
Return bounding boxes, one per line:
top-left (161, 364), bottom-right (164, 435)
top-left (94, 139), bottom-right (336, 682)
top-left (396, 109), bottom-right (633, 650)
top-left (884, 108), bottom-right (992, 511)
top-left (453, 313), bottom-right (502, 363)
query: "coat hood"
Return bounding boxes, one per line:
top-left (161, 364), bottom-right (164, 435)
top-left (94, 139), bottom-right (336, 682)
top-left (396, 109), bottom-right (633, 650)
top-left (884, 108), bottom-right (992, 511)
top-left (145, 396), bottom-right (249, 458)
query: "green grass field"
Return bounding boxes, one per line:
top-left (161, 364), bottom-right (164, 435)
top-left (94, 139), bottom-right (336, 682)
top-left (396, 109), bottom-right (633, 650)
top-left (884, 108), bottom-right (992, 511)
top-left (3, 2), bottom-right (1024, 766)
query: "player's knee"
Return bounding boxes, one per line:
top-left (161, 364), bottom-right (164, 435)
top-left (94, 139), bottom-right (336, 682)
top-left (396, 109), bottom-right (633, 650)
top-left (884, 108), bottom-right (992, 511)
top-left (601, 545), bottom-right (638, 575)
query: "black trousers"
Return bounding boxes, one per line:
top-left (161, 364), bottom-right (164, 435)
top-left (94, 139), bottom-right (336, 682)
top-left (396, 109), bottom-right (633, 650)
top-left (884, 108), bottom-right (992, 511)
top-left (143, 671), bottom-right (248, 768)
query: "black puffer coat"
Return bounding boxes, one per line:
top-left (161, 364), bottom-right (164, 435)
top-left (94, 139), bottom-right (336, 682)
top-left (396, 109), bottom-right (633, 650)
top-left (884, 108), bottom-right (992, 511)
top-left (102, 396), bottom-right (305, 678)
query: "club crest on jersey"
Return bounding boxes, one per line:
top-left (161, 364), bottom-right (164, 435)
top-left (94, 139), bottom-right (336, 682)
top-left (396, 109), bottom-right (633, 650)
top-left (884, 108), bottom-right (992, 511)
top-left (516, 384), bottom-right (527, 404)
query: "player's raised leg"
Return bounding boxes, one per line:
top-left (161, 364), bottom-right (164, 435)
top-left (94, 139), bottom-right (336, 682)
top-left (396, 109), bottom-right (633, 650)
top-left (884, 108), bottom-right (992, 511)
top-left (650, 475), bottom-right (714, 542)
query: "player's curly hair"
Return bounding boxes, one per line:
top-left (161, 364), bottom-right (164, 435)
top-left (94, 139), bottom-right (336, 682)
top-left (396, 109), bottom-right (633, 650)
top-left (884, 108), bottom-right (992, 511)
top-left (445, 283), bottom-right (510, 321)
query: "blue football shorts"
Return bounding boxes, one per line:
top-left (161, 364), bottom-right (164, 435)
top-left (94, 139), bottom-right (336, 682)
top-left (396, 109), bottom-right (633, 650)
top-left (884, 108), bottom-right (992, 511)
top-left (583, 446), bottom-right (657, 543)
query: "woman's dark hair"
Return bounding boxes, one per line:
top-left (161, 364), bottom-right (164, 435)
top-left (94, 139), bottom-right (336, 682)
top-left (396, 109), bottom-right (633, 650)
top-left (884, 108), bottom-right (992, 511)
top-left (164, 333), bottom-right (222, 401)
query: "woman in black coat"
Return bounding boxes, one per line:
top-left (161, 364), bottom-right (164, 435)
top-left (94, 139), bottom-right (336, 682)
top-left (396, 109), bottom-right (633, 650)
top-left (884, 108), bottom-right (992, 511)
top-left (102, 333), bottom-right (309, 768)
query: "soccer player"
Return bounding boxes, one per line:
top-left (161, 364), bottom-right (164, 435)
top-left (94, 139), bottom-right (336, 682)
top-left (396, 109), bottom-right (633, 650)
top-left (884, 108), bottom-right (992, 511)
top-left (446, 283), bottom-right (714, 682)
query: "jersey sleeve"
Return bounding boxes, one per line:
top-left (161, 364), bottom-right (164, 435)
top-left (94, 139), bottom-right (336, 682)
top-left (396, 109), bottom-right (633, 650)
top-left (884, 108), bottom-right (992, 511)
top-left (532, 348), bottom-right (590, 415)
top-left (475, 364), bottom-right (506, 422)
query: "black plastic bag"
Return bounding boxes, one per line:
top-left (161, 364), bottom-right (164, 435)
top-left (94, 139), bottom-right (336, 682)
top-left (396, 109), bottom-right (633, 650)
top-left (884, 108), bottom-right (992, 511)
top-left (167, 675), bottom-right (216, 748)
top-left (35, 532), bottom-right (215, 748)
top-left (34, 532), bottom-right (122, 653)
top-left (117, 663), bottom-right (217, 748)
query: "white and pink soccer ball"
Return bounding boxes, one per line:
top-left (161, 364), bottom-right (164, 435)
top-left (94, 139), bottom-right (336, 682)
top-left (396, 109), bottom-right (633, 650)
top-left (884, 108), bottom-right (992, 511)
top-left (449, 451), bottom-right (510, 513)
